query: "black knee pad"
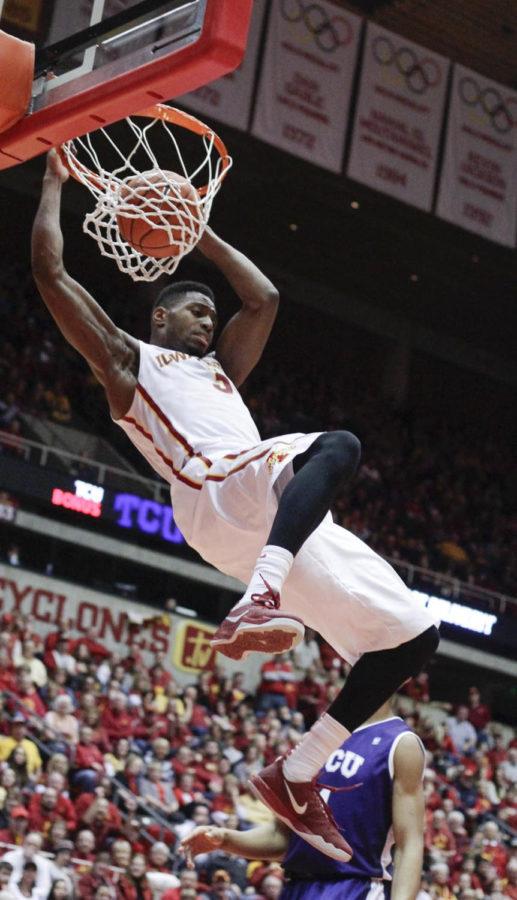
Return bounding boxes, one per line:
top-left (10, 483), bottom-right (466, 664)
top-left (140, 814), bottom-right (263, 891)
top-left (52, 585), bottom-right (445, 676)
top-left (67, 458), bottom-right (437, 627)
top-left (322, 430), bottom-right (362, 473)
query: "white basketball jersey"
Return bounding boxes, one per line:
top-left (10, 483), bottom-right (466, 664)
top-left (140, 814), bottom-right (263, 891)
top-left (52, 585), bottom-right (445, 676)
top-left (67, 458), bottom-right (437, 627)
top-left (115, 340), bottom-right (261, 491)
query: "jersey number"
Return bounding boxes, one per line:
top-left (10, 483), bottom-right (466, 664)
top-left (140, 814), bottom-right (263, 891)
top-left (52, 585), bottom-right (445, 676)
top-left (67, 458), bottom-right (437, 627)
top-left (212, 372), bottom-right (233, 394)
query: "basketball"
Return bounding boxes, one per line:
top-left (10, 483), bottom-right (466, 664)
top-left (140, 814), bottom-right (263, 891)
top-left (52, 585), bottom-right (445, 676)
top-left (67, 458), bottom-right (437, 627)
top-left (116, 169), bottom-right (202, 259)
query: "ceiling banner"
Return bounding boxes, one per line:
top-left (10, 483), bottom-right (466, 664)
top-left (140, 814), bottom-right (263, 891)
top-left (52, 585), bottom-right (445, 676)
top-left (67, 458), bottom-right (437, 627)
top-left (347, 22), bottom-right (449, 211)
top-left (436, 65), bottom-right (517, 247)
top-left (252, 0), bottom-right (361, 173)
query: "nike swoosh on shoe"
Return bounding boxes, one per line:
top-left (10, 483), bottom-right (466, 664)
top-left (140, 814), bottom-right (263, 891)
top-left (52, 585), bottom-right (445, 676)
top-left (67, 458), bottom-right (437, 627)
top-left (285, 780), bottom-right (308, 816)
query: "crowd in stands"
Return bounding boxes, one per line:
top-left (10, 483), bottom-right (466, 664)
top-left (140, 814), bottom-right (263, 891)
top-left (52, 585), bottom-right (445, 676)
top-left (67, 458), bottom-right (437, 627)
top-left (0, 610), bottom-right (514, 899)
top-left (0, 262), bottom-right (515, 599)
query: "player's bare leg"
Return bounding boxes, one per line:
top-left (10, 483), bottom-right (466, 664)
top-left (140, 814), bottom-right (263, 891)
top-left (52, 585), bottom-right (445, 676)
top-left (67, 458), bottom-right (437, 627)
top-left (211, 431), bottom-right (361, 659)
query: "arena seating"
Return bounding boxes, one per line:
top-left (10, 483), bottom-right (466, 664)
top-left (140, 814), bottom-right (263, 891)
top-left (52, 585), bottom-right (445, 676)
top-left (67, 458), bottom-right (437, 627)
top-left (0, 614), bottom-right (515, 899)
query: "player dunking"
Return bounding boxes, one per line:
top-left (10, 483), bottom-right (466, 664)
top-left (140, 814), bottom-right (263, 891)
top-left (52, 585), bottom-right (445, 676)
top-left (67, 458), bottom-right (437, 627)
top-left (32, 150), bottom-right (439, 862)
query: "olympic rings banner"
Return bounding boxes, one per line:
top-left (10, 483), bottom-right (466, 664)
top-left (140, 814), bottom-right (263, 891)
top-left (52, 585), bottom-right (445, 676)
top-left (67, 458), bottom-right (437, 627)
top-left (436, 65), bottom-right (517, 247)
top-left (252, 0), bottom-right (361, 172)
top-left (347, 23), bottom-right (449, 211)
top-left (178, 0), bottom-right (266, 130)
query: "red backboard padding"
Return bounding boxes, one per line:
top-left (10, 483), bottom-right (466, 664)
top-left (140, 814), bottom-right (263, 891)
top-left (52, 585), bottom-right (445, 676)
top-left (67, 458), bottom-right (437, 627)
top-left (0, 0), bottom-right (252, 170)
top-left (0, 30), bottom-right (34, 136)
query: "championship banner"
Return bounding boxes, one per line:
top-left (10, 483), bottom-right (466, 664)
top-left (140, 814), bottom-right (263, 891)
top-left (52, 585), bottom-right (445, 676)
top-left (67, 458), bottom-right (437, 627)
top-left (347, 23), bottom-right (449, 210)
top-left (252, 0), bottom-right (361, 172)
top-left (178, 0), bottom-right (266, 130)
top-left (436, 65), bottom-right (517, 247)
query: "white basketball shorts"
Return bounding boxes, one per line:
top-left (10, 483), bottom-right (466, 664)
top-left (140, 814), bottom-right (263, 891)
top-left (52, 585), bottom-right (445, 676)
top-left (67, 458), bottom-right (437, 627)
top-left (171, 432), bottom-right (438, 665)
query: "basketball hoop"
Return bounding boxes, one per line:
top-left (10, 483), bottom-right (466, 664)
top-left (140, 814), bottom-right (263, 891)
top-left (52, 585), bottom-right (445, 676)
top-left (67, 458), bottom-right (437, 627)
top-left (59, 105), bottom-right (232, 282)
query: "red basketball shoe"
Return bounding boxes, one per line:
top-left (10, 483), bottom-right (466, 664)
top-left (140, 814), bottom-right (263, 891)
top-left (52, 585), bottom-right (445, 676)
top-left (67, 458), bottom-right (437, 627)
top-left (210, 578), bottom-right (304, 661)
top-left (249, 757), bottom-right (354, 863)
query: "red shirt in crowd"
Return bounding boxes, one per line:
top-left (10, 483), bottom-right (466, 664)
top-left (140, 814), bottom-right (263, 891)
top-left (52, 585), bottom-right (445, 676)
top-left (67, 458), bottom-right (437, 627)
top-left (468, 703), bottom-right (492, 731)
top-left (101, 706), bottom-right (135, 743)
top-left (258, 660), bottom-right (298, 709)
top-left (74, 742), bottom-right (105, 771)
top-left (28, 792), bottom-right (77, 833)
top-left (11, 688), bottom-right (46, 719)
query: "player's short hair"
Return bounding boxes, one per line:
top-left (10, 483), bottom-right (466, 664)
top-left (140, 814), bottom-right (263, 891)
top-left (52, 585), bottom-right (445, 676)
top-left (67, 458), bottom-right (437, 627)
top-left (152, 280), bottom-right (215, 313)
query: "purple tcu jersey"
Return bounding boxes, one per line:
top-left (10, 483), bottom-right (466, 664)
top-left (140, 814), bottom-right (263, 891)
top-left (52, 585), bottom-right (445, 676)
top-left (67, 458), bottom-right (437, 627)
top-left (283, 717), bottom-right (422, 881)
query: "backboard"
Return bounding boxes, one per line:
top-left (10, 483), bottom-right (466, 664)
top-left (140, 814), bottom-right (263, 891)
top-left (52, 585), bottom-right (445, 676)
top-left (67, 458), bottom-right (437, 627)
top-left (0, 0), bottom-right (253, 169)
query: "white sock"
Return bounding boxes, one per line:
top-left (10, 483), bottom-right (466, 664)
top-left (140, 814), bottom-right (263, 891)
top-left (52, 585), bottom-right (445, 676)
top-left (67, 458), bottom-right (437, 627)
top-left (282, 713), bottom-right (351, 782)
top-left (235, 545), bottom-right (294, 609)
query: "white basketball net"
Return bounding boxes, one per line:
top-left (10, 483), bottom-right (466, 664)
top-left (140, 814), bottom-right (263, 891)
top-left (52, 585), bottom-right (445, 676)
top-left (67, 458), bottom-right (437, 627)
top-left (60, 108), bottom-right (232, 282)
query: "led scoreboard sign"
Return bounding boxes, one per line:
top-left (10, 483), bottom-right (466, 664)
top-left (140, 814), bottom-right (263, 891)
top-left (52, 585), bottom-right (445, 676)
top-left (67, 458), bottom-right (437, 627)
top-left (52, 480), bottom-right (104, 517)
top-left (49, 479), bottom-right (184, 545)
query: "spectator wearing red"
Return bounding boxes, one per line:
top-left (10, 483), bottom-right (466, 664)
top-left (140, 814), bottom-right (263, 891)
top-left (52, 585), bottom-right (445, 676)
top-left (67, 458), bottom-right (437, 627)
top-left (425, 809), bottom-right (456, 862)
top-left (116, 854), bottom-right (152, 900)
top-left (28, 786), bottom-right (77, 835)
top-left (77, 857), bottom-right (113, 900)
top-left (296, 664), bottom-right (326, 727)
top-left (0, 648), bottom-right (17, 693)
top-left (101, 692), bottom-right (135, 745)
top-left (258, 654), bottom-right (298, 712)
top-left (194, 740), bottom-right (222, 789)
top-left (11, 667), bottom-right (47, 718)
top-left (474, 821), bottom-right (509, 877)
top-left (43, 634), bottom-right (76, 676)
top-left (171, 746), bottom-right (196, 780)
top-left (0, 805), bottom-right (29, 846)
top-left (467, 686), bottom-right (492, 733)
top-left (488, 732), bottom-right (509, 770)
top-left (77, 795), bottom-right (122, 850)
top-left (73, 725), bottom-right (106, 793)
top-left (173, 772), bottom-right (204, 810)
top-left (498, 783), bottom-right (517, 831)
top-left (182, 686), bottom-right (211, 736)
top-left (401, 672), bottom-right (430, 704)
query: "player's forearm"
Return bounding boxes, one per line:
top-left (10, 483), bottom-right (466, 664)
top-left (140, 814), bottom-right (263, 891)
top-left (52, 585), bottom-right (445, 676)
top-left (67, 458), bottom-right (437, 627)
top-left (218, 822), bottom-right (288, 860)
top-left (197, 227), bottom-right (279, 311)
top-left (32, 171), bottom-right (66, 282)
top-left (391, 839), bottom-right (423, 900)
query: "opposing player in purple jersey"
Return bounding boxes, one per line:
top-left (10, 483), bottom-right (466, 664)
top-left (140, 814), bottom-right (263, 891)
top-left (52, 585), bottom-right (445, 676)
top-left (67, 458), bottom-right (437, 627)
top-left (180, 701), bottom-right (425, 900)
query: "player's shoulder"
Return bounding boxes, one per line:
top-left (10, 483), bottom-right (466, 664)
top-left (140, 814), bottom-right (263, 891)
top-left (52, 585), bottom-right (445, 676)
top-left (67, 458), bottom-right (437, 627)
top-left (392, 731), bottom-right (425, 783)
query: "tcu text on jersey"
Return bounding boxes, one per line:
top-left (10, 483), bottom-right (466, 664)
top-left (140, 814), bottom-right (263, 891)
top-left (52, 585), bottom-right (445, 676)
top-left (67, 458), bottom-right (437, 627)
top-left (325, 748), bottom-right (365, 779)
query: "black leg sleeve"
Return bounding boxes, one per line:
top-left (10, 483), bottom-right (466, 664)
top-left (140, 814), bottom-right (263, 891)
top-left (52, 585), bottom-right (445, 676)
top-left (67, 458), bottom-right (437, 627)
top-left (327, 626), bottom-right (440, 733)
top-left (267, 431), bottom-right (361, 555)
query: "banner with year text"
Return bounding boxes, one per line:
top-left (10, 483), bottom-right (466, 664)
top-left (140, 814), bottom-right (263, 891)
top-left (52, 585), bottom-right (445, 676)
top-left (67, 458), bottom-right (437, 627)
top-left (178, 0), bottom-right (266, 130)
top-left (436, 65), bottom-right (517, 247)
top-left (347, 23), bottom-right (449, 210)
top-left (252, 0), bottom-right (361, 172)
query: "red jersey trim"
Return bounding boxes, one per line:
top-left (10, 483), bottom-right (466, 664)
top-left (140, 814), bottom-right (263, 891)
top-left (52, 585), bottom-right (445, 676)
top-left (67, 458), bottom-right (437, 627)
top-left (136, 383), bottom-right (212, 469)
top-left (122, 415), bottom-right (202, 491)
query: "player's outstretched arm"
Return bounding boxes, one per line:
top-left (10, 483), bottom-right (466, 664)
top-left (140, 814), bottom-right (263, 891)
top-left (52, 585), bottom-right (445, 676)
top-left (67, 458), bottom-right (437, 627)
top-left (31, 150), bottom-right (138, 419)
top-left (180, 821), bottom-right (289, 867)
top-left (391, 734), bottom-right (426, 900)
top-left (196, 226), bottom-right (279, 386)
